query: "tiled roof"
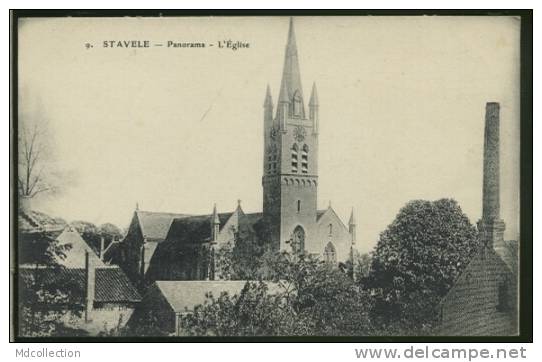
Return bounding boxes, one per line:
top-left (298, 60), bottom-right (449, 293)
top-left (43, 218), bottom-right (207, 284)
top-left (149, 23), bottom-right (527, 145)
top-left (439, 245), bottom-right (514, 307)
top-left (154, 280), bottom-right (283, 313)
top-left (136, 211), bottom-right (191, 241)
top-left (18, 210), bottom-right (67, 233)
top-left (19, 266), bottom-right (141, 303)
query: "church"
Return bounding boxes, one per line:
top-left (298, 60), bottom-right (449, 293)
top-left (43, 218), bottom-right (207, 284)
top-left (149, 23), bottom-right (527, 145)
top-left (111, 19), bottom-right (356, 287)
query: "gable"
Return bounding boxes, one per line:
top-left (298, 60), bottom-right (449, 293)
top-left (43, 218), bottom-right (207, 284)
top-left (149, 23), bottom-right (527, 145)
top-left (316, 207), bottom-right (349, 233)
top-left (55, 228), bottom-right (104, 268)
top-left (136, 211), bottom-right (191, 241)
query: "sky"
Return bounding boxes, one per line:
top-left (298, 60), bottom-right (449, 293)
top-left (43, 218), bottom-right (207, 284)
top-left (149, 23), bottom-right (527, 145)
top-left (18, 16), bottom-right (521, 253)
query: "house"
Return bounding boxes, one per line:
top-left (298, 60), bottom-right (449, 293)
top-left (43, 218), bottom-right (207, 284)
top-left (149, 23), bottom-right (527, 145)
top-left (17, 202), bottom-right (141, 336)
top-left (433, 102), bottom-right (518, 336)
top-left (434, 245), bottom-right (517, 336)
top-left (127, 280), bottom-right (283, 336)
top-left (19, 252), bottom-right (141, 336)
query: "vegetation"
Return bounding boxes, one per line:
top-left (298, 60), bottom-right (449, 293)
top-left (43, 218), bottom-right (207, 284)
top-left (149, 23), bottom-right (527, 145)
top-left (181, 251), bottom-right (372, 336)
top-left (180, 198), bottom-right (480, 336)
top-left (363, 199), bottom-right (480, 334)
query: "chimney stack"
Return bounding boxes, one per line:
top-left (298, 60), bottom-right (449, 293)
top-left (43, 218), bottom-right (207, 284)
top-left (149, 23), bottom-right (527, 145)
top-left (477, 102), bottom-right (506, 251)
top-left (84, 250), bottom-right (95, 322)
top-left (99, 236), bottom-right (105, 261)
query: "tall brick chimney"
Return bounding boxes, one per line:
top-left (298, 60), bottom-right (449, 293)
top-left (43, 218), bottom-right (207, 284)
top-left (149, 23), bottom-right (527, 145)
top-left (477, 102), bottom-right (506, 252)
top-left (84, 250), bottom-right (95, 322)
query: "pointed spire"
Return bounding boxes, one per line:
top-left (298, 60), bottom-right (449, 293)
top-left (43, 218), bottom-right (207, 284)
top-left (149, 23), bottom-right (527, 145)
top-left (264, 84), bottom-right (273, 108)
top-left (277, 17), bottom-right (305, 118)
top-left (349, 208), bottom-right (356, 225)
top-left (135, 202), bottom-right (139, 211)
top-left (212, 203), bottom-right (220, 224)
top-left (237, 199), bottom-right (242, 210)
top-left (309, 82), bottom-right (318, 107)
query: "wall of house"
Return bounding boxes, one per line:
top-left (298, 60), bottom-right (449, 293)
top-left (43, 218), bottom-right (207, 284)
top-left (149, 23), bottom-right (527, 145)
top-left (126, 284), bottom-right (176, 336)
top-left (60, 304), bottom-right (136, 336)
top-left (435, 247), bottom-right (518, 336)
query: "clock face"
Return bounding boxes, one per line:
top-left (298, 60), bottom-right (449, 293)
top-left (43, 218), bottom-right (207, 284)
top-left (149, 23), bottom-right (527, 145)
top-left (294, 126), bottom-right (306, 142)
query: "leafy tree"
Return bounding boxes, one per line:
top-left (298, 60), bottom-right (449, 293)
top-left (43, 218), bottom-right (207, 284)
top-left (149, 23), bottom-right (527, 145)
top-left (214, 226), bottom-right (271, 280)
top-left (181, 249), bottom-right (373, 336)
top-left (363, 199), bottom-right (480, 334)
top-left (99, 223), bottom-right (123, 241)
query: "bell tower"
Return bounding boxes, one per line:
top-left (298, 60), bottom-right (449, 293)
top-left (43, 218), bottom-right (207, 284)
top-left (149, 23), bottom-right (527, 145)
top-left (262, 18), bottom-right (319, 252)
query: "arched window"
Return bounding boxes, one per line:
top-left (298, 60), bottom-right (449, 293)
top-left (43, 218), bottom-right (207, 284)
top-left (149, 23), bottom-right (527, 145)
top-left (291, 144), bottom-right (298, 172)
top-left (297, 200), bottom-right (301, 213)
top-left (293, 91), bottom-right (302, 117)
top-left (328, 223), bottom-right (333, 236)
top-left (301, 144), bottom-right (309, 173)
top-left (324, 242), bottom-right (336, 264)
top-left (292, 226), bottom-right (305, 254)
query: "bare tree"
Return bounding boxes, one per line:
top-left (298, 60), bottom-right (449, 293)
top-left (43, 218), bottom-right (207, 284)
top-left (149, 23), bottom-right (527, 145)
top-left (18, 119), bottom-right (52, 198)
top-left (17, 105), bottom-right (73, 199)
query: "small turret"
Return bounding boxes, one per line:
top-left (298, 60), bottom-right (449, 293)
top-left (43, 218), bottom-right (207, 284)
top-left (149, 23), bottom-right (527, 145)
top-left (348, 207), bottom-right (356, 244)
top-left (211, 203), bottom-right (220, 242)
top-left (264, 84), bottom-right (273, 109)
top-left (309, 82), bottom-right (319, 134)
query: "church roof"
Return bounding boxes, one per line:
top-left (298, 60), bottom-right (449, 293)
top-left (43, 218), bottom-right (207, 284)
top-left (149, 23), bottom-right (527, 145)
top-left (165, 211), bottom-right (263, 245)
top-left (166, 212), bottom-right (235, 244)
top-left (136, 210), bottom-right (191, 241)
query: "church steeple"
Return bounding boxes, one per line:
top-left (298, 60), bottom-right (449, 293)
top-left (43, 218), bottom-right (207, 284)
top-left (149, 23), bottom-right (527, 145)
top-left (277, 17), bottom-right (305, 119)
top-left (263, 17), bottom-right (318, 253)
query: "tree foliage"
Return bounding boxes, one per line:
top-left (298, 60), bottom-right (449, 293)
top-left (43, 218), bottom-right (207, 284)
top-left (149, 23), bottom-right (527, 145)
top-left (181, 251), bottom-right (373, 336)
top-left (70, 220), bottom-right (123, 254)
top-left (363, 199), bottom-right (480, 333)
